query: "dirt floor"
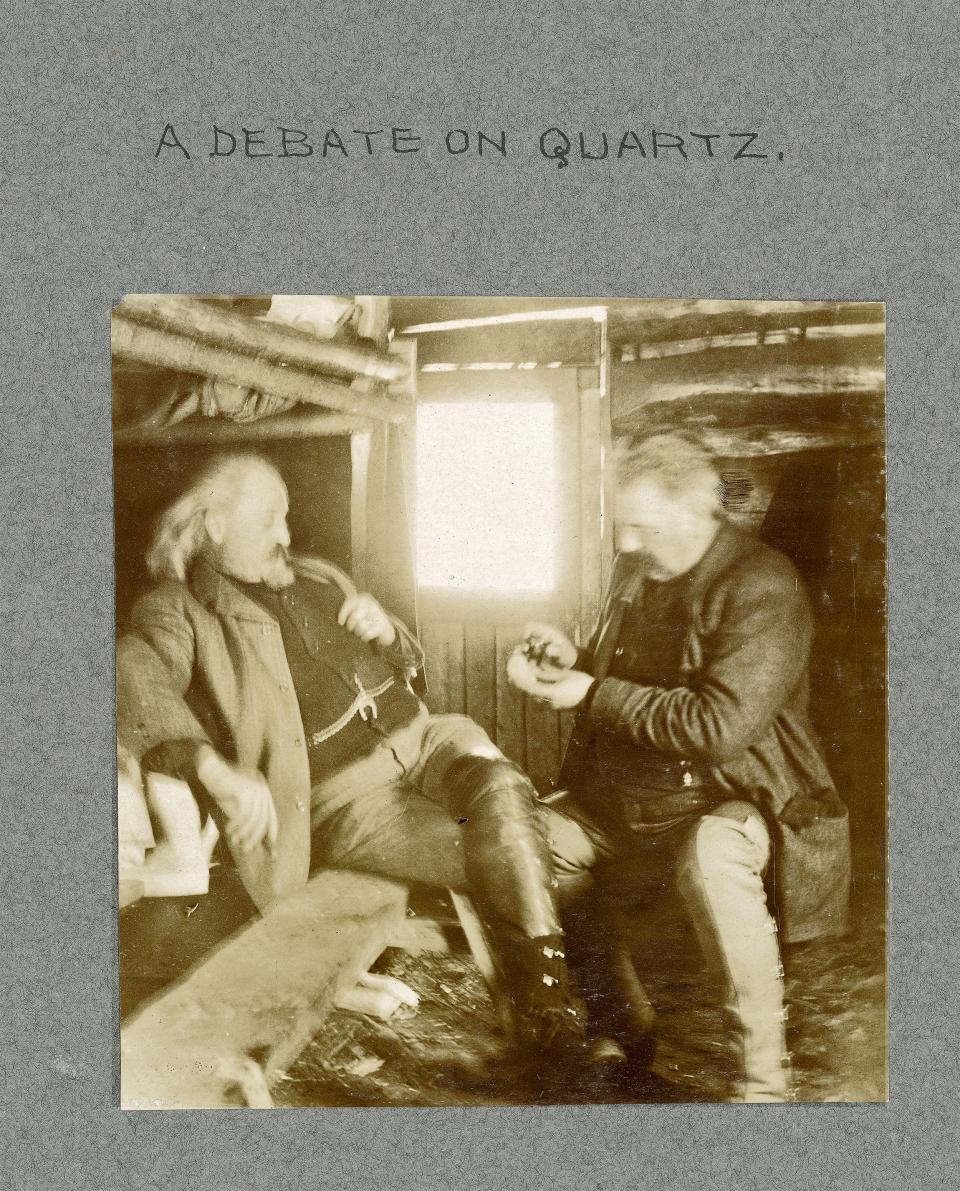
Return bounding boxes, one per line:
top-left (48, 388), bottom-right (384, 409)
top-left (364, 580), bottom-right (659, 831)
top-left (274, 887), bottom-right (886, 1107)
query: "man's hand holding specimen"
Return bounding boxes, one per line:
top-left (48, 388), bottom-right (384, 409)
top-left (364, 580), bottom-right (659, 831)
top-left (508, 624), bottom-right (595, 711)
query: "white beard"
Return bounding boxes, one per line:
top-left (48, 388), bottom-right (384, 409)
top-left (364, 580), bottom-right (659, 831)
top-left (262, 555), bottom-right (296, 590)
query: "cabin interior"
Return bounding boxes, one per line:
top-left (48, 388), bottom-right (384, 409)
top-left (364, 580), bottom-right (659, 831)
top-left (114, 294), bottom-right (886, 1103)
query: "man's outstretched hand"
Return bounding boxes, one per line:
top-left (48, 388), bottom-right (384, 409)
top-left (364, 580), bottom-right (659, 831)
top-left (338, 593), bottom-right (397, 647)
top-left (195, 746), bottom-right (280, 854)
top-left (507, 649), bottom-right (595, 710)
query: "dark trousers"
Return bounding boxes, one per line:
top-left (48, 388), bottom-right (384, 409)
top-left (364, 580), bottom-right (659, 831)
top-left (309, 705), bottom-right (588, 938)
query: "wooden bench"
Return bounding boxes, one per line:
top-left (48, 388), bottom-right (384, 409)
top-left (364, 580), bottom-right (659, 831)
top-left (120, 869), bottom-right (410, 1108)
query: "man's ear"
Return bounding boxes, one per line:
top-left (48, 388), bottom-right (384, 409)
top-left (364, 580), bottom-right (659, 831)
top-left (204, 510), bottom-right (226, 546)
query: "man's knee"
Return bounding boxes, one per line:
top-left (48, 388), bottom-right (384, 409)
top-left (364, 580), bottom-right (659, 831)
top-left (538, 806), bottom-right (598, 902)
top-left (423, 714), bottom-right (502, 763)
top-left (444, 752), bottom-right (537, 820)
top-left (543, 807), bottom-right (598, 876)
top-left (679, 802), bottom-right (771, 886)
top-left (414, 713), bottom-right (510, 805)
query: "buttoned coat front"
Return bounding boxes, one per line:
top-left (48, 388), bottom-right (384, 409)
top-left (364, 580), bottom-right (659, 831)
top-left (561, 521), bottom-right (852, 943)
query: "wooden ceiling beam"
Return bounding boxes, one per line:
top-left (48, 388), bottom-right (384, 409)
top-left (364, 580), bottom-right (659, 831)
top-left (612, 337), bottom-right (885, 423)
top-left (114, 409), bottom-right (377, 445)
top-left (608, 302), bottom-right (885, 349)
top-left (112, 314), bottom-right (409, 424)
top-left (392, 297), bottom-right (884, 347)
top-left (413, 319), bottom-right (600, 368)
top-left (115, 294), bottom-right (408, 384)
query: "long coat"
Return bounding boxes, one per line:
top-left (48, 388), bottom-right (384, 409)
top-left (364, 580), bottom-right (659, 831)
top-left (116, 554), bottom-right (423, 912)
top-left (561, 521), bottom-right (851, 943)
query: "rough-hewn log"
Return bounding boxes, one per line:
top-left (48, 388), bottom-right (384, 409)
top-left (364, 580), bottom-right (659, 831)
top-left (112, 315), bottom-right (409, 423)
top-left (394, 297), bottom-right (884, 349)
top-left (120, 870), bottom-right (408, 1109)
top-left (114, 409), bottom-right (375, 444)
top-left (607, 300), bottom-right (884, 350)
top-left (681, 425), bottom-right (882, 457)
top-left (116, 293), bottom-right (408, 384)
top-left (612, 339), bottom-right (884, 425)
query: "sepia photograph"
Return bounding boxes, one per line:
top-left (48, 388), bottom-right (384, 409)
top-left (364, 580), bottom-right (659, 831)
top-left (114, 294), bottom-right (886, 1108)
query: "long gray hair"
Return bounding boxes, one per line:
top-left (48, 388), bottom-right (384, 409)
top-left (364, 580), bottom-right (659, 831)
top-left (145, 453), bottom-right (283, 582)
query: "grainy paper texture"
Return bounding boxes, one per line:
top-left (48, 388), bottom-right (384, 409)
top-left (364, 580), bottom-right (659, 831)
top-left (1, 0), bottom-right (954, 1187)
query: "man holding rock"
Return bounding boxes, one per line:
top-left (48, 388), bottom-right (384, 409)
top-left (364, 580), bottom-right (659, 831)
top-left (507, 432), bottom-right (851, 1101)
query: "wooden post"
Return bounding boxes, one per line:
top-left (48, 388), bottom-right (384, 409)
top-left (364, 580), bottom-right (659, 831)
top-left (578, 381), bottom-right (604, 646)
top-left (350, 431), bottom-right (373, 589)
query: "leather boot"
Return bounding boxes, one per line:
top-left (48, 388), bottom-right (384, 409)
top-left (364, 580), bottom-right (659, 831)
top-left (563, 905), bottom-right (663, 1095)
top-left (443, 754), bottom-right (588, 1069)
top-left (494, 929), bottom-right (588, 1065)
top-left (444, 754), bottom-right (560, 936)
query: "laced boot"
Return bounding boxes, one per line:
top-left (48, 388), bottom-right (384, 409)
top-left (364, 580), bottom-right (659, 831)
top-left (497, 931), bottom-right (589, 1084)
top-left (564, 905), bottom-right (658, 1060)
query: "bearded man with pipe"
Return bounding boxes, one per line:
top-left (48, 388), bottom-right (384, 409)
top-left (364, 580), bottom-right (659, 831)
top-left (117, 452), bottom-right (587, 1078)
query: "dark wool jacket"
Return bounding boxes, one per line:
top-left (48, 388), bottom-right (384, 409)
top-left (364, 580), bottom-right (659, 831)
top-left (562, 521), bottom-right (851, 943)
top-left (116, 554), bottom-right (424, 912)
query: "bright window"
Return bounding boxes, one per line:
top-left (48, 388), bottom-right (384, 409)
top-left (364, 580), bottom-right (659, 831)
top-left (415, 401), bottom-right (558, 593)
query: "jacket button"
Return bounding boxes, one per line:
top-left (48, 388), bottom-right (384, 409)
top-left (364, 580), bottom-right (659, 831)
top-left (615, 647), bottom-right (624, 657)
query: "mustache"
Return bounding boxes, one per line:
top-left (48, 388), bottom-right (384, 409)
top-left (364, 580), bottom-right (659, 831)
top-left (264, 546), bottom-right (295, 591)
top-left (619, 547), bottom-right (653, 566)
